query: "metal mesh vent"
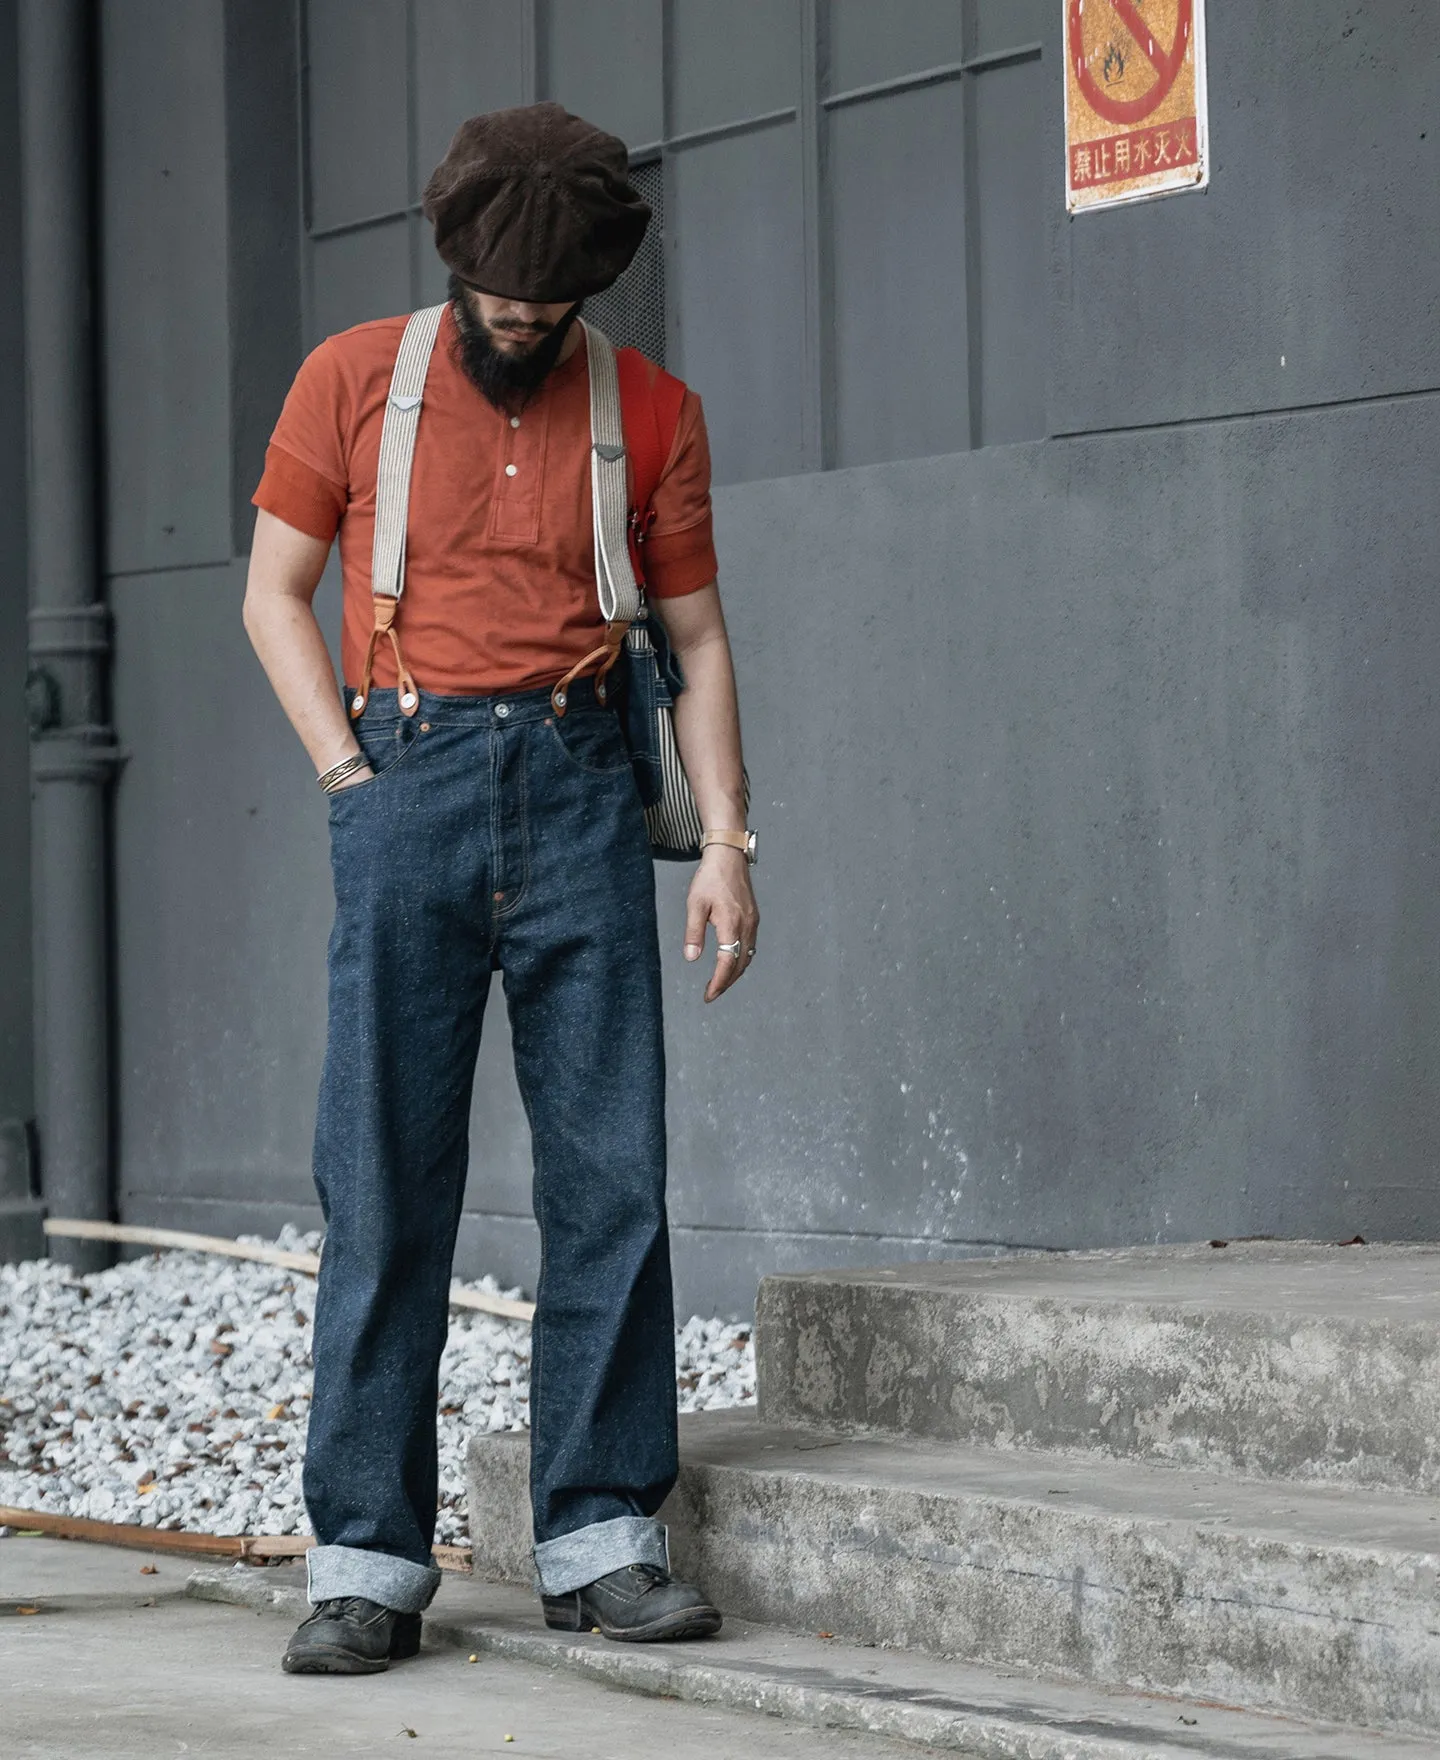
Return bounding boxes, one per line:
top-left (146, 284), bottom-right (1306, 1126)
top-left (587, 159), bottom-right (666, 365)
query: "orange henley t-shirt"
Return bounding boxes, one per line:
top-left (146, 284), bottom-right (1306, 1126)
top-left (252, 305), bottom-right (719, 698)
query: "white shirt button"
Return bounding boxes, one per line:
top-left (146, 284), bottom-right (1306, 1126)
top-left (510, 416), bottom-right (521, 429)
top-left (505, 463), bottom-right (518, 477)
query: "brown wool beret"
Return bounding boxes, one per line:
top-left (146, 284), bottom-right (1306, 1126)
top-left (422, 102), bottom-right (651, 303)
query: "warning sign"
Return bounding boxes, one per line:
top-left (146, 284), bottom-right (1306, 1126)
top-left (1065, 0), bottom-right (1209, 213)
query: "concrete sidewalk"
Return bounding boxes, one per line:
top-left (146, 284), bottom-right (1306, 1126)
top-left (1, 1538), bottom-right (932, 1760)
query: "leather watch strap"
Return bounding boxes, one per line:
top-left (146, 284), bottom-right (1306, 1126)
top-left (701, 829), bottom-right (752, 855)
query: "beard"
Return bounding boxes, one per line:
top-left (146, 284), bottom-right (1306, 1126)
top-left (448, 274), bottom-right (584, 414)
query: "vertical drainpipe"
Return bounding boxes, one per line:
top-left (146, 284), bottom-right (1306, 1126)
top-left (18, 0), bottom-right (123, 1274)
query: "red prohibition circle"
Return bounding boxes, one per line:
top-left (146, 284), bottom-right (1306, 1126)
top-left (1069, 0), bottom-right (1193, 127)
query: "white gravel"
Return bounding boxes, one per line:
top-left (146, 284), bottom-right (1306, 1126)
top-left (0, 1229), bottom-right (756, 1546)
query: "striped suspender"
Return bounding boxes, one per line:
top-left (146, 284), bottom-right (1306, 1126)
top-left (584, 323), bottom-right (642, 627)
top-left (548, 321), bottom-right (641, 715)
top-left (350, 302), bottom-right (447, 720)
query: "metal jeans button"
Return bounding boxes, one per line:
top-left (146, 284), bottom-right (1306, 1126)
top-left (494, 703), bottom-right (510, 719)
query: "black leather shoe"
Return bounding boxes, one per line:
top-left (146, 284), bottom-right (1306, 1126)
top-left (541, 1563), bottom-right (722, 1642)
top-left (281, 1596), bottom-right (423, 1674)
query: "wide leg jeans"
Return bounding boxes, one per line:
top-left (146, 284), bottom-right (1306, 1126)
top-left (302, 679), bottom-right (677, 1613)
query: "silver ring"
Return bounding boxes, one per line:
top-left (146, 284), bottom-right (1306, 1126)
top-left (718, 940), bottom-right (742, 959)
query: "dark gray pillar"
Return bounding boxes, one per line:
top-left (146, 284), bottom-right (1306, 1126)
top-left (0, 0), bottom-right (41, 1264)
top-left (19, 0), bottom-right (122, 1273)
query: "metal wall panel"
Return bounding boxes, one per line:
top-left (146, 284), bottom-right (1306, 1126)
top-left (543, 0), bottom-right (663, 147)
top-left (670, 125), bottom-right (807, 483)
top-left (412, 0), bottom-right (527, 195)
top-left (1050, 2), bottom-right (1440, 433)
top-left (305, 0), bottom-right (410, 231)
top-left (826, 0), bottom-right (960, 94)
top-left (972, 0), bottom-right (1045, 56)
top-left (414, 222), bottom-right (453, 306)
top-left (829, 84), bottom-right (970, 467)
top-left (225, 0), bottom-right (304, 553)
top-left (971, 57), bottom-right (1046, 446)
top-left (310, 219), bottom-right (413, 345)
top-left (669, 0), bottom-right (800, 134)
top-left (99, 0), bottom-right (233, 575)
top-left (0, 0), bottom-right (31, 1130)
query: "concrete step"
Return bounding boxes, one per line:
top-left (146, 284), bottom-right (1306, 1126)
top-left (189, 1559), bottom-right (1440, 1760)
top-left (468, 1410), bottom-right (1440, 1738)
top-left (755, 1242), bottom-right (1440, 1493)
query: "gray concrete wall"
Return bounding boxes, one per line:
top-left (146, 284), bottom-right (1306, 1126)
top-left (99, 3), bottom-right (1440, 1316)
top-left (0, 0), bottom-right (34, 1151)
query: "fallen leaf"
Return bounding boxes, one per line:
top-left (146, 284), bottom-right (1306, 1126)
top-left (817, 1631), bottom-right (834, 1639)
top-left (15, 1605), bottom-right (38, 1615)
top-left (140, 1565), bottom-right (158, 1576)
top-left (267, 1404), bottom-right (287, 1420)
top-left (137, 1481), bottom-right (157, 1495)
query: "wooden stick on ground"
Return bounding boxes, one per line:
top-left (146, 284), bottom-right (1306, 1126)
top-left (0, 1505), bottom-right (472, 1572)
top-left (42, 1219), bottom-right (535, 1323)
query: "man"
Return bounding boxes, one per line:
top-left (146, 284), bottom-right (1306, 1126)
top-left (243, 103), bottom-right (758, 1675)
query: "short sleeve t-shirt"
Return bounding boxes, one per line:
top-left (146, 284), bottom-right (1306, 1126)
top-left (251, 306), bottom-right (718, 698)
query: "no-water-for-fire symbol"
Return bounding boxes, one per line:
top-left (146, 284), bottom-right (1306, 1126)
top-left (1065, 0), bottom-right (1209, 212)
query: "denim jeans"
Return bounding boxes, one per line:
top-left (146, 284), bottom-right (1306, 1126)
top-left (302, 678), bottom-right (677, 1614)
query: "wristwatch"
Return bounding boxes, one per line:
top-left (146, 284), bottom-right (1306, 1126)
top-left (701, 828), bottom-right (758, 866)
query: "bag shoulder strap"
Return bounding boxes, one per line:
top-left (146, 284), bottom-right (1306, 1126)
top-left (352, 302), bottom-right (446, 719)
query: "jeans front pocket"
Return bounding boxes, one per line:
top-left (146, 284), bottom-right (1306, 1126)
top-left (545, 709), bottom-right (632, 776)
top-left (327, 717), bottom-right (426, 819)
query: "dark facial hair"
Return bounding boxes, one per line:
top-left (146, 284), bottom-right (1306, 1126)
top-left (448, 274), bottom-right (583, 414)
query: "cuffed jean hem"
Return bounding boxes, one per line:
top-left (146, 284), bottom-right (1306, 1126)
top-left (532, 1515), bottom-right (670, 1596)
top-left (306, 1543), bottom-right (442, 1613)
